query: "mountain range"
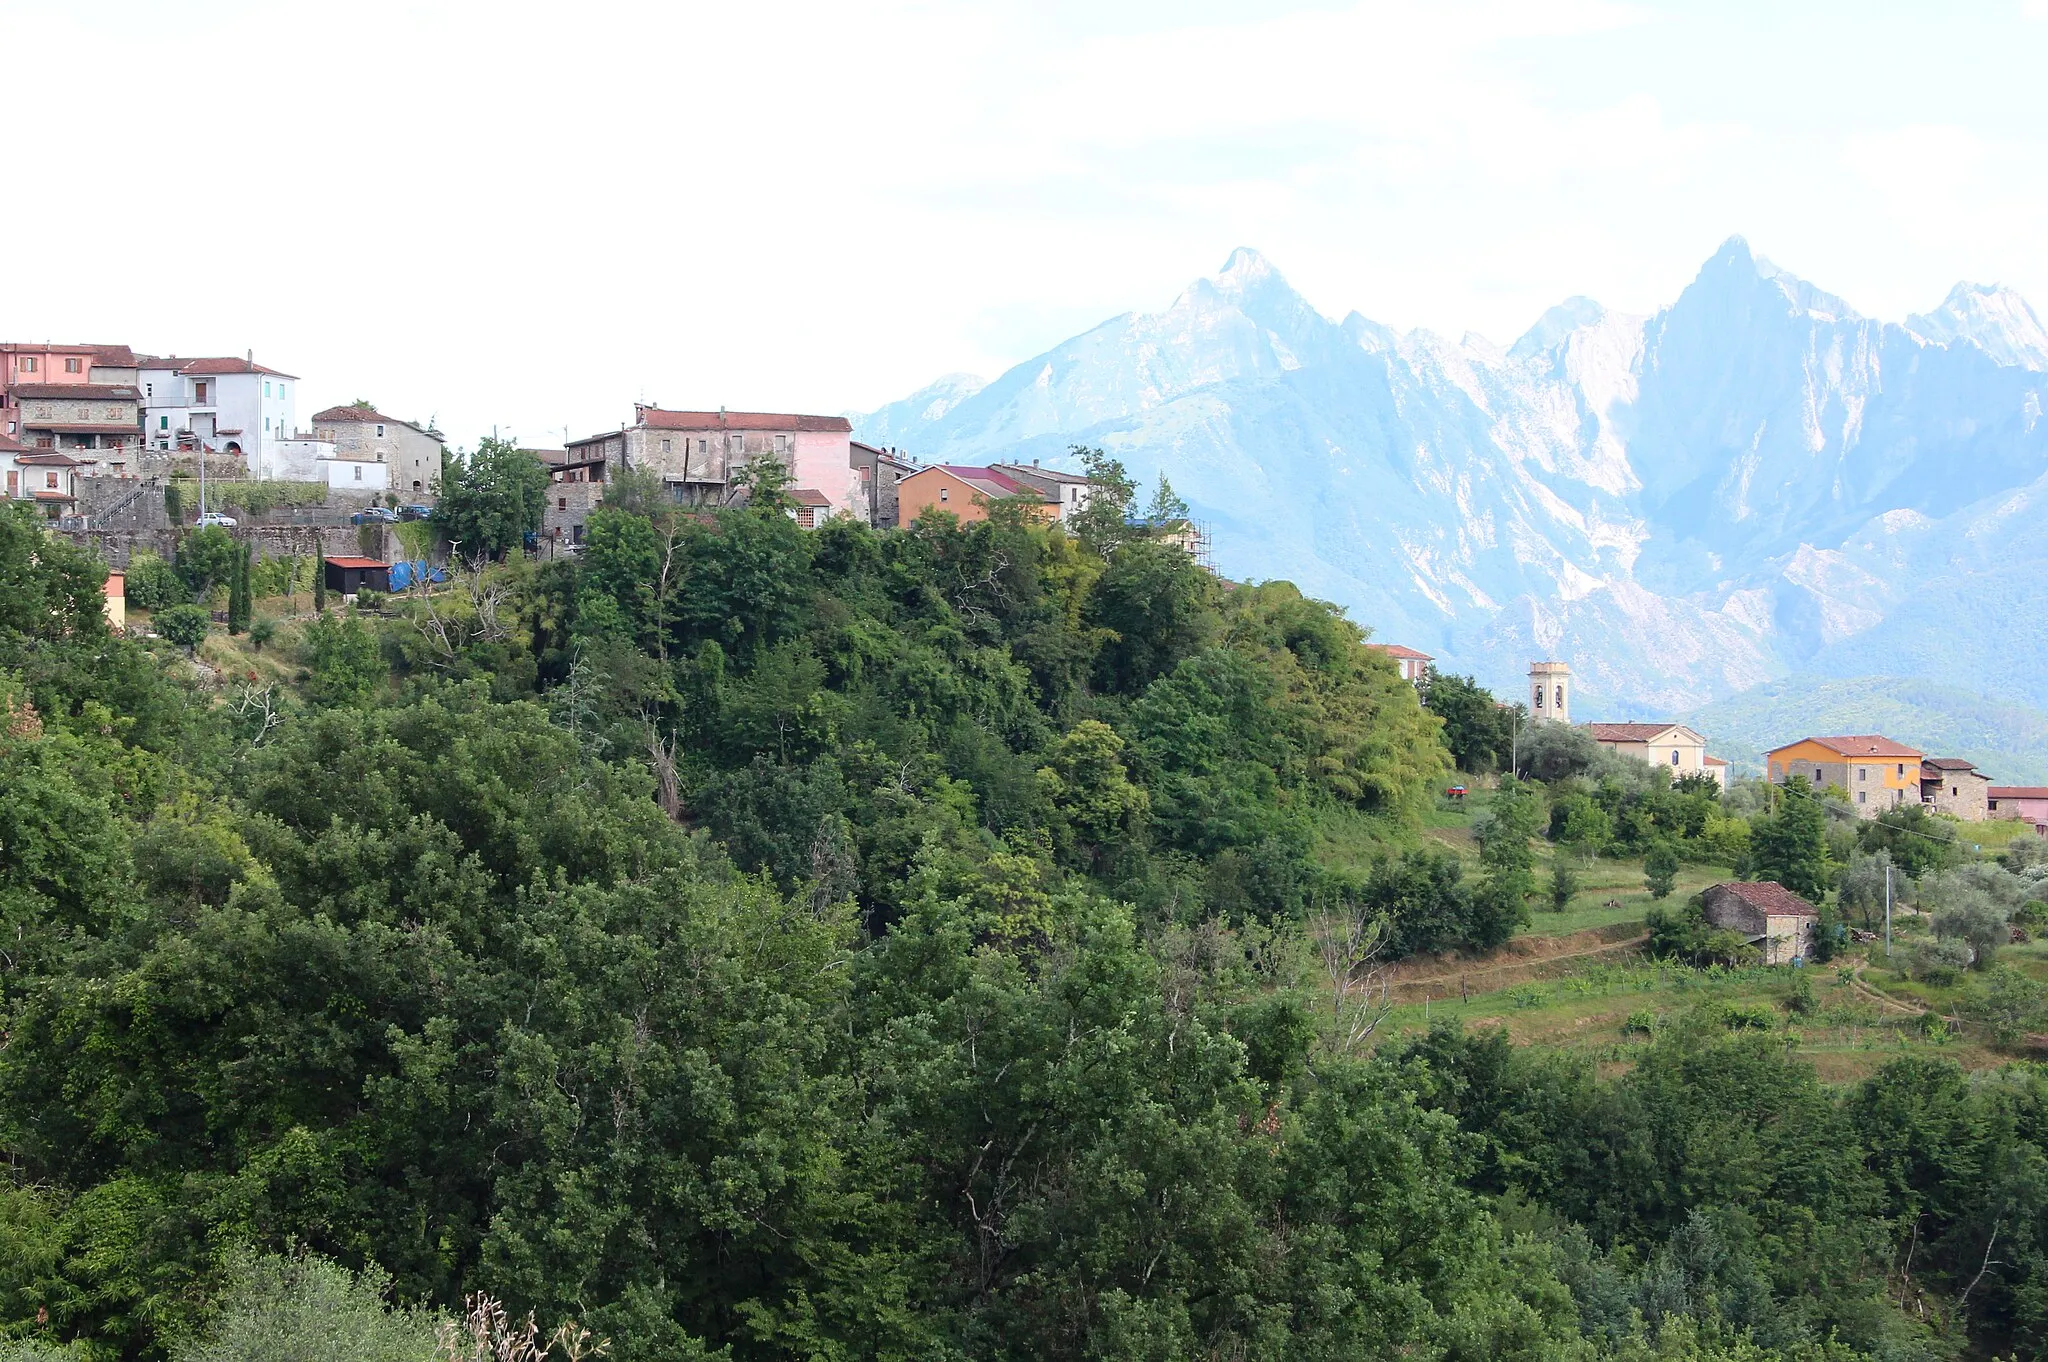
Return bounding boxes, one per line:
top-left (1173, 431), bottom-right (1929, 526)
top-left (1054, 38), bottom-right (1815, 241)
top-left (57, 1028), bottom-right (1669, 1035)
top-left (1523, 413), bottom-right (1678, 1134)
top-left (852, 240), bottom-right (2048, 781)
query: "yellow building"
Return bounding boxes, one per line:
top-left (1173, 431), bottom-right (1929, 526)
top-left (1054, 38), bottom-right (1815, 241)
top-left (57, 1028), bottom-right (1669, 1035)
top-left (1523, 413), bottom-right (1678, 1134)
top-left (1764, 734), bottom-right (1924, 819)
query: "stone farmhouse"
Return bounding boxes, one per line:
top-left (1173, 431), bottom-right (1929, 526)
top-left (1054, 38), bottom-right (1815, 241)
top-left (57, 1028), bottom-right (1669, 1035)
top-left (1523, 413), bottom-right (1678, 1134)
top-left (1701, 882), bottom-right (1818, 965)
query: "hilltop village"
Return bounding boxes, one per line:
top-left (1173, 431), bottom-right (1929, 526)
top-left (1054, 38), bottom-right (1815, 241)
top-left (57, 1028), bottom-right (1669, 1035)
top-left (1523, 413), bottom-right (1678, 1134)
top-left (5, 338), bottom-right (2048, 1362)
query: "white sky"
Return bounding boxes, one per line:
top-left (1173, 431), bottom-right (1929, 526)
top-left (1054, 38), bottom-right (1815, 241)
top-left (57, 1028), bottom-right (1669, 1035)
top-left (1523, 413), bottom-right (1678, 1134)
top-left (10, 0), bottom-right (2048, 449)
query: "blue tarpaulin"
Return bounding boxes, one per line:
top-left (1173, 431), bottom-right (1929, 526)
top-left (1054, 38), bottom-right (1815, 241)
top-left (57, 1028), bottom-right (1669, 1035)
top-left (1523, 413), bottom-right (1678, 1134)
top-left (387, 561), bottom-right (450, 591)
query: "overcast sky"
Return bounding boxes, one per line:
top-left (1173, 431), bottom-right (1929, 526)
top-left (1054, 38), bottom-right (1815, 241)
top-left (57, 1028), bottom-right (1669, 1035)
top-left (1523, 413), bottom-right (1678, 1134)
top-left (11, 0), bottom-right (2048, 449)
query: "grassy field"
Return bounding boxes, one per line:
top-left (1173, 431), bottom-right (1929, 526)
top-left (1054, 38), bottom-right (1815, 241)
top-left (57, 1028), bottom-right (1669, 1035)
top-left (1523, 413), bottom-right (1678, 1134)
top-left (1368, 948), bottom-right (2023, 1083)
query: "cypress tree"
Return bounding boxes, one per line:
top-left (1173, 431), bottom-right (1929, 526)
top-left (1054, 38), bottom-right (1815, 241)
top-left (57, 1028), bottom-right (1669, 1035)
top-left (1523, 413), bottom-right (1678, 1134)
top-left (313, 554), bottom-right (327, 613)
top-left (227, 539), bottom-right (251, 634)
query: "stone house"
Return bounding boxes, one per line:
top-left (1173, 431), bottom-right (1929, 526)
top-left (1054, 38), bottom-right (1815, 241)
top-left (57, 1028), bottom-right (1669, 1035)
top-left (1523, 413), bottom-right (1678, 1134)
top-left (543, 456), bottom-right (608, 550)
top-left (1920, 757), bottom-right (1991, 821)
top-left (850, 441), bottom-right (917, 528)
top-left (1, 343), bottom-right (138, 453)
top-left (308, 404), bottom-right (446, 500)
top-left (568, 407), bottom-right (862, 519)
top-left (10, 383), bottom-right (142, 475)
top-left (1765, 735), bottom-right (1924, 818)
top-left (1701, 881), bottom-right (1818, 965)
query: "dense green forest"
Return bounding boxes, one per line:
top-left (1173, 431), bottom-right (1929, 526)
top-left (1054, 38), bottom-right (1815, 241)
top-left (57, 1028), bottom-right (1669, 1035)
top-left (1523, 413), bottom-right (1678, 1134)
top-left (1, 457), bottom-right (2045, 1362)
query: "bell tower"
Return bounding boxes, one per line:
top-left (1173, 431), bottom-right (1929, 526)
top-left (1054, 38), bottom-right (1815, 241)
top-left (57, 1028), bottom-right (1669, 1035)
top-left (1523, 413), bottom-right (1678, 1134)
top-left (1529, 660), bottom-right (1571, 724)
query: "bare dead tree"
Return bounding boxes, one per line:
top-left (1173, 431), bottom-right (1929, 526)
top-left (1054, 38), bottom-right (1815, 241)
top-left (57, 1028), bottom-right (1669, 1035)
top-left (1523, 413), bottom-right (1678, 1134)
top-left (1317, 899), bottom-right (1396, 1051)
top-left (228, 683), bottom-right (285, 746)
top-left (646, 720), bottom-right (682, 821)
top-left (437, 1293), bottom-right (609, 1362)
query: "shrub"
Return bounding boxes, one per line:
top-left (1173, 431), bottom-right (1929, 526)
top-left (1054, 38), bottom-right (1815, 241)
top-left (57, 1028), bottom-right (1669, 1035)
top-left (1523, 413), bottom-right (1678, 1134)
top-left (1622, 1009), bottom-right (1657, 1036)
top-left (249, 616), bottom-right (276, 651)
top-left (1785, 969), bottom-right (1817, 1016)
top-left (124, 552), bottom-right (186, 612)
top-left (154, 603), bottom-right (210, 649)
top-left (1644, 841), bottom-right (1680, 899)
top-left (1910, 938), bottom-right (1974, 985)
top-left (170, 1252), bottom-right (439, 1362)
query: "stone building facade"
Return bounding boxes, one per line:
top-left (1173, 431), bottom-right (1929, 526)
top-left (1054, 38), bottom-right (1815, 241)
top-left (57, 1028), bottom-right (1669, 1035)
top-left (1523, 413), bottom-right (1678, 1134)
top-left (1701, 882), bottom-right (1818, 965)
top-left (1920, 758), bottom-right (1990, 821)
top-left (307, 404), bottom-right (446, 499)
top-left (566, 407), bottom-right (862, 518)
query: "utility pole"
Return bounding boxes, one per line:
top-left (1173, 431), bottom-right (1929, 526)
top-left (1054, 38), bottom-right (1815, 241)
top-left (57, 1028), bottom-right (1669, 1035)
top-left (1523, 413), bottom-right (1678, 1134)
top-left (1884, 859), bottom-right (1893, 959)
top-left (197, 432), bottom-right (207, 520)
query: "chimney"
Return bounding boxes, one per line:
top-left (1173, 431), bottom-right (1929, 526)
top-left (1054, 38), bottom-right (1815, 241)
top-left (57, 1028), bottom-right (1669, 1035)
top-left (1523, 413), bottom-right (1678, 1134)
top-left (246, 349), bottom-right (252, 362)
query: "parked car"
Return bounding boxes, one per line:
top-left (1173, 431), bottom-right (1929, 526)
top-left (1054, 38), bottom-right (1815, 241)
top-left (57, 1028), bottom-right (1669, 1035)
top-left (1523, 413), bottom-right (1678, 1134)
top-left (396, 504), bottom-right (434, 522)
top-left (195, 512), bottom-right (238, 528)
top-left (351, 507), bottom-right (398, 525)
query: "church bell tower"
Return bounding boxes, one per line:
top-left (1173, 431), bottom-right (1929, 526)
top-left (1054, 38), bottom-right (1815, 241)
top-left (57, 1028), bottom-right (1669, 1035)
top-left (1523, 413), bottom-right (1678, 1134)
top-left (1529, 660), bottom-right (1571, 724)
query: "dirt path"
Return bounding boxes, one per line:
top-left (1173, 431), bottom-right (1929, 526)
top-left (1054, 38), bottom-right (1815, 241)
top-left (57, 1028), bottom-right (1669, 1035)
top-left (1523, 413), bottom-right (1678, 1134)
top-left (1845, 961), bottom-right (1928, 1017)
top-left (1381, 927), bottom-right (1649, 1005)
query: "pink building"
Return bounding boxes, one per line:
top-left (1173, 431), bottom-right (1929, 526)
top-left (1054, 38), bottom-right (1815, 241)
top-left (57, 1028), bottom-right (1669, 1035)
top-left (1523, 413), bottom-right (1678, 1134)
top-left (2, 343), bottom-right (138, 447)
top-left (1368, 642), bottom-right (1432, 684)
top-left (566, 406), bottom-right (863, 522)
top-left (1987, 786), bottom-right (2048, 835)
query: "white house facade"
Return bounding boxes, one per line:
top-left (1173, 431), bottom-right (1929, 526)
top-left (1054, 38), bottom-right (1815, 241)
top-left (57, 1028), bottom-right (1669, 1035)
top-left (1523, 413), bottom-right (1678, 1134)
top-left (138, 355), bottom-right (297, 475)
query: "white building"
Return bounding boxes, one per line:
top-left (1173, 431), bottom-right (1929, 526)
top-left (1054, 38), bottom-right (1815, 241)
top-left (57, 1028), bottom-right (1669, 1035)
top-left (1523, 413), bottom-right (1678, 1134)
top-left (138, 355), bottom-right (297, 476)
top-left (318, 453), bottom-right (389, 492)
top-left (307, 405), bottom-right (445, 500)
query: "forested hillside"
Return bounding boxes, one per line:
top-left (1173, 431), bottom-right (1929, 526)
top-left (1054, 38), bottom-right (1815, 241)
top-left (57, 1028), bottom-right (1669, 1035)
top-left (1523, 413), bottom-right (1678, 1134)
top-left (2, 466), bottom-right (2044, 1362)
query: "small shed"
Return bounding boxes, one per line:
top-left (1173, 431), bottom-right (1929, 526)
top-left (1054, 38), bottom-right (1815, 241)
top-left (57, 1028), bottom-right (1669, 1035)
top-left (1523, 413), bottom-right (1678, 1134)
top-left (323, 555), bottom-right (391, 596)
top-left (1701, 881), bottom-right (1818, 965)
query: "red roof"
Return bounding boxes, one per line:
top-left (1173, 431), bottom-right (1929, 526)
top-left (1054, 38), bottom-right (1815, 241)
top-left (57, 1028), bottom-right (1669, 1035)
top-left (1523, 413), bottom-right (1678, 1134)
top-left (1703, 755), bottom-right (1729, 766)
top-left (1989, 787), bottom-right (2048, 799)
top-left (0, 433), bottom-right (34, 453)
top-left (20, 423), bottom-right (139, 435)
top-left (1923, 756), bottom-right (1978, 771)
top-left (140, 355), bottom-right (298, 379)
top-left (790, 488), bottom-right (832, 507)
top-left (309, 405), bottom-right (439, 438)
top-left (16, 453), bottom-right (84, 466)
top-left (1587, 722), bottom-right (1693, 742)
top-left (1798, 735), bottom-right (1925, 759)
top-left (1710, 881), bottom-right (1819, 917)
top-left (1368, 643), bottom-right (1432, 660)
top-left (323, 556), bottom-right (389, 569)
top-left (637, 407), bottom-right (852, 434)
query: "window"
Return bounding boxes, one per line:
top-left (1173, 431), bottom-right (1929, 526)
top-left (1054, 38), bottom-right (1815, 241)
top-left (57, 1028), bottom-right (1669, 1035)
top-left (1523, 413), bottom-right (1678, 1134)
top-left (64, 357), bottom-right (81, 373)
top-left (558, 497), bottom-right (568, 510)
top-left (1533, 687), bottom-right (1544, 708)
top-left (661, 438), bottom-right (672, 453)
top-left (1670, 750), bottom-right (1680, 765)
top-left (1858, 767), bottom-right (1866, 781)
top-left (146, 383), bottom-right (152, 398)
top-left (1857, 790), bottom-right (1866, 804)
top-left (775, 434), bottom-right (789, 453)
top-left (45, 472), bottom-right (59, 489)
top-left (353, 465), bottom-right (362, 481)
top-left (159, 416), bottom-right (169, 430)
top-left (939, 487), bottom-right (949, 502)
top-left (19, 357), bottom-right (35, 373)
top-left (375, 424), bottom-right (385, 438)
top-left (1897, 763), bottom-right (1905, 777)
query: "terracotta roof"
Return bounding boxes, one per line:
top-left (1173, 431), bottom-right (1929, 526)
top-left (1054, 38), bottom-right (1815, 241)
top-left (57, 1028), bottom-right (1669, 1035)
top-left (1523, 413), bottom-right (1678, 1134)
top-left (637, 407), bottom-right (852, 434)
top-left (1703, 755), bottom-right (1729, 766)
top-left (1710, 881), bottom-right (1819, 917)
top-left (1989, 787), bottom-right (2048, 799)
top-left (32, 491), bottom-right (76, 502)
top-left (920, 464), bottom-right (1053, 500)
top-left (1587, 722), bottom-right (1692, 742)
top-left (1923, 756), bottom-right (1978, 771)
top-left (0, 433), bottom-right (34, 453)
top-left (2, 342), bottom-right (128, 359)
top-left (323, 556), bottom-right (389, 569)
top-left (20, 423), bottom-right (140, 435)
top-left (139, 355), bottom-right (297, 379)
top-left (309, 405), bottom-right (440, 438)
top-left (8, 383), bottom-right (140, 400)
top-left (1795, 735), bottom-right (1925, 759)
top-left (1368, 643), bottom-right (1433, 661)
top-left (15, 453), bottom-right (84, 466)
top-left (790, 488), bottom-right (832, 508)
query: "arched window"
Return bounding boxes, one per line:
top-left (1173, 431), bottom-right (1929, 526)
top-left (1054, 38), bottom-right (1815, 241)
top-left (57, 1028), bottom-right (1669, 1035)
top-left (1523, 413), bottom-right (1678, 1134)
top-left (1533, 687), bottom-right (1544, 708)
top-left (1671, 750), bottom-right (1680, 765)
top-left (1554, 685), bottom-right (1564, 708)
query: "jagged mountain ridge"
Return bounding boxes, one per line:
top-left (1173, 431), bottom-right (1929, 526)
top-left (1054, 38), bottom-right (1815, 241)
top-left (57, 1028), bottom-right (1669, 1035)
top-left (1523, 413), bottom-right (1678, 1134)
top-left (852, 241), bottom-right (2048, 735)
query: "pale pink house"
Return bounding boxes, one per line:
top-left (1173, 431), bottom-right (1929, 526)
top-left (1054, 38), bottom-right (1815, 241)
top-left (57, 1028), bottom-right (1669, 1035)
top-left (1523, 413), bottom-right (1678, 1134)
top-left (1368, 643), bottom-right (1432, 684)
top-left (2, 342), bottom-right (139, 448)
top-left (1988, 786), bottom-right (2048, 835)
top-left (567, 406), bottom-right (864, 522)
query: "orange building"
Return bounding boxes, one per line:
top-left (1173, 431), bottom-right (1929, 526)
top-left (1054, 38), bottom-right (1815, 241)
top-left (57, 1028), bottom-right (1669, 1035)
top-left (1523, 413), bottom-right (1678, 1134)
top-left (894, 464), bottom-right (1059, 527)
top-left (1764, 734), bottom-right (1924, 818)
